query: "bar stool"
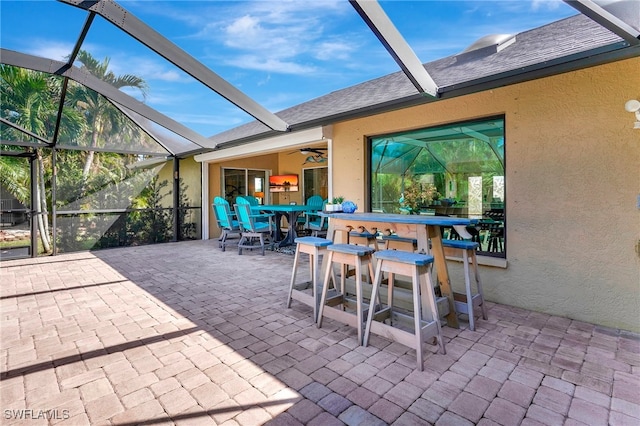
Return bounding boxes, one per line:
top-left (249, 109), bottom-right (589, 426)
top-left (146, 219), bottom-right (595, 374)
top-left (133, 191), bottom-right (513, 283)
top-left (346, 226), bottom-right (379, 282)
top-left (381, 234), bottom-right (418, 252)
top-left (380, 234), bottom-right (419, 289)
top-left (287, 236), bottom-right (334, 323)
top-left (442, 239), bottom-right (487, 331)
top-left (317, 244), bottom-right (375, 345)
top-left (348, 226), bottom-right (380, 250)
top-left (364, 249), bottom-right (445, 371)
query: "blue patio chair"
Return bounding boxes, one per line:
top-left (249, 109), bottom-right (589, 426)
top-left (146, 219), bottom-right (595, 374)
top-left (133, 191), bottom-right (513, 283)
top-left (236, 195), bottom-right (268, 222)
top-left (212, 196), bottom-right (240, 251)
top-left (234, 203), bottom-right (275, 255)
top-left (302, 196), bottom-right (328, 236)
top-left (236, 195), bottom-right (259, 206)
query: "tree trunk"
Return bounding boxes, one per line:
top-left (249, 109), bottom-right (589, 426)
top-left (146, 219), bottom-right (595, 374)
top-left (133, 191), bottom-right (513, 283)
top-left (36, 150), bottom-right (51, 246)
top-left (35, 151), bottom-right (51, 253)
top-left (81, 122), bottom-right (101, 193)
top-left (82, 149), bottom-right (95, 182)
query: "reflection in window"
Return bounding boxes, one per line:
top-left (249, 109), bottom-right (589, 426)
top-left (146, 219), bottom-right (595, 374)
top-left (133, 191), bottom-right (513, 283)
top-left (222, 168), bottom-right (268, 205)
top-left (303, 167), bottom-right (328, 201)
top-left (370, 117), bottom-right (505, 257)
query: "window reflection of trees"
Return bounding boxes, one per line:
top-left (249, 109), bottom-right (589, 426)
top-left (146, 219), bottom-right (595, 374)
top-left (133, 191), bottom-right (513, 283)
top-left (370, 118), bottom-right (506, 257)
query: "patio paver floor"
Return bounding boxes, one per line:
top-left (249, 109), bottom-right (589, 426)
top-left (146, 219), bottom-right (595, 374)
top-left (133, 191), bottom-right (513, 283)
top-left (1, 240), bottom-right (638, 425)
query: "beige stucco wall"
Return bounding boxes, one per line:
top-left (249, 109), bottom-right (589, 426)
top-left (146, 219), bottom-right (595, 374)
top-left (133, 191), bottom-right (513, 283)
top-left (331, 57), bottom-right (640, 331)
top-left (156, 157), bottom-right (202, 237)
top-left (158, 157), bottom-right (202, 205)
top-left (178, 157), bottom-right (202, 209)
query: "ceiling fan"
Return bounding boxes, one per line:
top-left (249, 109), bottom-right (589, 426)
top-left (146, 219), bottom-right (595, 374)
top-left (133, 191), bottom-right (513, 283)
top-left (288, 147), bottom-right (328, 164)
top-left (288, 147), bottom-right (327, 156)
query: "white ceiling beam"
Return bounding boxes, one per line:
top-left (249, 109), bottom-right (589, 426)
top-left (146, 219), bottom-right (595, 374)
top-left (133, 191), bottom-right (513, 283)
top-left (563, 0), bottom-right (640, 45)
top-left (59, 0), bottom-right (290, 132)
top-left (350, 0), bottom-right (439, 97)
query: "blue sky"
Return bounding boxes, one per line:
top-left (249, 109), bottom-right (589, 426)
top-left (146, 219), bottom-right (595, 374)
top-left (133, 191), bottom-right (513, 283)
top-left (1, 1), bottom-right (578, 138)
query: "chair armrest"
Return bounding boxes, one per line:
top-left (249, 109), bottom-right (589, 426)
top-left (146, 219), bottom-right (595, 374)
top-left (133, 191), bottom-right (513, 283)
top-left (305, 211), bottom-right (320, 225)
top-left (250, 213), bottom-right (274, 219)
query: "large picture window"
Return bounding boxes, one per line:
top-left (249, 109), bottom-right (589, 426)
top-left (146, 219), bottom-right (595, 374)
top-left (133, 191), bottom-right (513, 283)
top-left (370, 117), bottom-right (505, 257)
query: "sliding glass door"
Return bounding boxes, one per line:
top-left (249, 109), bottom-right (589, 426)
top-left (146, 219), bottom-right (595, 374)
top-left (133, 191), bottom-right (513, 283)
top-left (302, 167), bottom-right (328, 202)
top-left (222, 168), bottom-right (269, 205)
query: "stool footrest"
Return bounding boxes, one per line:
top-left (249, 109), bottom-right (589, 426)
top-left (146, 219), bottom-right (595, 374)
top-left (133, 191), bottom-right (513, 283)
top-left (368, 317), bottom-right (440, 350)
top-left (292, 281), bottom-right (313, 292)
top-left (368, 307), bottom-right (391, 323)
top-left (325, 293), bottom-right (345, 307)
top-left (453, 292), bottom-right (483, 315)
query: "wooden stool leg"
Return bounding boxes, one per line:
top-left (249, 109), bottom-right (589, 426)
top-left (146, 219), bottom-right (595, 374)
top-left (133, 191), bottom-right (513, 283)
top-left (310, 248), bottom-right (319, 322)
top-left (421, 267), bottom-right (445, 355)
top-left (387, 271), bottom-right (395, 326)
top-left (462, 251), bottom-right (475, 331)
top-left (364, 259), bottom-right (384, 347)
top-left (471, 250), bottom-right (488, 320)
top-left (287, 245), bottom-right (302, 308)
top-left (411, 266), bottom-right (424, 370)
top-left (354, 258), bottom-right (364, 345)
top-left (317, 251), bottom-right (334, 328)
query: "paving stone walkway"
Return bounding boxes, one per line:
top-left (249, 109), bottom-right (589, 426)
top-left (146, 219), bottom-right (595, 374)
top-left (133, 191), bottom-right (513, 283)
top-left (1, 240), bottom-right (638, 425)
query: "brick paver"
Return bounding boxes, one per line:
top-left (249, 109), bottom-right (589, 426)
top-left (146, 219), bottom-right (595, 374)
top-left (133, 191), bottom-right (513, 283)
top-left (1, 240), bottom-right (639, 425)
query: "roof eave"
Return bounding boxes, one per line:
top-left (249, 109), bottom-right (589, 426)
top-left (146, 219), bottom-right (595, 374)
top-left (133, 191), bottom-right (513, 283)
top-left (440, 40), bottom-right (637, 98)
top-left (212, 41), bottom-right (637, 152)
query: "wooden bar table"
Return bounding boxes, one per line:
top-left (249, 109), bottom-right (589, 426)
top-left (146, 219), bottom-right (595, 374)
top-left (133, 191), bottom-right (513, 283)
top-left (320, 212), bottom-right (476, 328)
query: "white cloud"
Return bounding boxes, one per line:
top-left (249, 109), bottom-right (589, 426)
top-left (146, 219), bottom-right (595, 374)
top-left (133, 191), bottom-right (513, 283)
top-left (29, 40), bottom-right (76, 62)
top-left (257, 74), bottom-right (271, 87)
top-left (225, 55), bottom-right (317, 75)
top-left (531, 0), bottom-right (564, 11)
top-left (182, 1), bottom-right (352, 75)
top-left (108, 55), bottom-right (190, 84)
top-left (315, 41), bottom-right (354, 61)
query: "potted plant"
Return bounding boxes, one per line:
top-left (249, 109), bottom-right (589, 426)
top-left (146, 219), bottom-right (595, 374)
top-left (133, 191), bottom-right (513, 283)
top-left (325, 196), bottom-right (344, 212)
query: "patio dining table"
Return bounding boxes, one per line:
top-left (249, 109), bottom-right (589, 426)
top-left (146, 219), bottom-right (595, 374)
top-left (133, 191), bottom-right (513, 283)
top-left (320, 212), bottom-right (477, 328)
top-left (251, 204), bottom-right (320, 247)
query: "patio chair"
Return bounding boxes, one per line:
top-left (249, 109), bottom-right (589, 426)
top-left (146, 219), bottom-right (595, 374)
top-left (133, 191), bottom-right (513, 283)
top-left (237, 195), bottom-right (259, 206)
top-left (306, 215), bottom-right (329, 237)
top-left (302, 196), bottom-right (327, 236)
top-left (212, 196), bottom-right (240, 251)
top-left (234, 203), bottom-right (275, 255)
top-left (236, 196), bottom-right (268, 222)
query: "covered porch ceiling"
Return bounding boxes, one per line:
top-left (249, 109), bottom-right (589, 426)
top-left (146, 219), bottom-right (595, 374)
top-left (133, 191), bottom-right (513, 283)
top-left (1, 0), bottom-right (638, 161)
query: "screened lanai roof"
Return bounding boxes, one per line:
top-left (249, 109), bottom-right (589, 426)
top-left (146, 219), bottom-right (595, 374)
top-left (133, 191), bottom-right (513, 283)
top-left (1, 0), bottom-right (638, 159)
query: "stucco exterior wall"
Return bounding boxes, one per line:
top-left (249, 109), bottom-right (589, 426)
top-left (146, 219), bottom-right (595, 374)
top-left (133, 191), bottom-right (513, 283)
top-left (178, 157), bottom-right (202, 209)
top-left (330, 57), bottom-right (640, 331)
top-left (157, 157), bottom-right (201, 206)
top-left (157, 157), bottom-right (202, 237)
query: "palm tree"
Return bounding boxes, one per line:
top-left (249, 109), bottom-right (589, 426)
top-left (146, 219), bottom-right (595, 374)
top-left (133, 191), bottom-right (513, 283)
top-left (69, 50), bottom-right (148, 186)
top-left (0, 65), bottom-right (85, 253)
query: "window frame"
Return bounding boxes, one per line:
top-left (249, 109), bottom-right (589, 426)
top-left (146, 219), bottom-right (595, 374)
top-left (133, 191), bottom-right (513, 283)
top-left (367, 115), bottom-right (506, 260)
